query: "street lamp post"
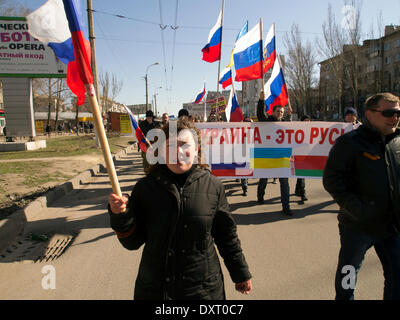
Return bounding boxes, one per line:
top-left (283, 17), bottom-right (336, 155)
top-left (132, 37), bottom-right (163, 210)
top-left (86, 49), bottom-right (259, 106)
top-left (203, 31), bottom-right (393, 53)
top-left (153, 86), bottom-right (162, 116)
top-left (145, 62), bottom-right (159, 111)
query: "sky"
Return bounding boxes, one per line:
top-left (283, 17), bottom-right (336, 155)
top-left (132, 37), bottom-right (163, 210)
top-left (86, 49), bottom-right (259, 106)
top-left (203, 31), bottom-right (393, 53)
top-left (11, 0), bottom-right (400, 116)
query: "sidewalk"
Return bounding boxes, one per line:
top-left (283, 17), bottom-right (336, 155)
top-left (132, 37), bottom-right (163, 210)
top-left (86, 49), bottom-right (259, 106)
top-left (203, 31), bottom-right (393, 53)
top-left (0, 144), bottom-right (136, 253)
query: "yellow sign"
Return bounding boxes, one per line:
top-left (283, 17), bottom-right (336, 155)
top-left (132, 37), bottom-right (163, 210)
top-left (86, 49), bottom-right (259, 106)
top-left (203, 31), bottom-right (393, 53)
top-left (120, 114), bottom-right (132, 134)
top-left (35, 120), bottom-right (44, 133)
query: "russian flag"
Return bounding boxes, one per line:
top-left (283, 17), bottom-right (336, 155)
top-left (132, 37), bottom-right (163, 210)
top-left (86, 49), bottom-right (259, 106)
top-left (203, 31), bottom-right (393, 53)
top-left (263, 23), bottom-right (276, 74)
top-left (233, 23), bottom-right (263, 82)
top-left (193, 83), bottom-right (206, 104)
top-left (219, 67), bottom-right (232, 89)
top-left (264, 57), bottom-right (288, 115)
top-left (211, 163), bottom-right (253, 177)
top-left (225, 87), bottom-right (244, 122)
top-left (202, 11), bottom-right (222, 63)
top-left (124, 106), bottom-right (148, 153)
top-left (27, 0), bottom-right (93, 106)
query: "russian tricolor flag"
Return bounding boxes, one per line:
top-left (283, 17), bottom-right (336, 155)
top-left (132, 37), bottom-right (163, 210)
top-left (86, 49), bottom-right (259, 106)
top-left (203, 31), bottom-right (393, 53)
top-left (27, 0), bottom-right (93, 106)
top-left (263, 23), bottom-right (276, 74)
top-left (202, 11), bottom-right (222, 63)
top-left (124, 106), bottom-right (148, 153)
top-left (264, 58), bottom-right (288, 115)
top-left (193, 83), bottom-right (206, 104)
top-left (233, 23), bottom-right (263, 82)
top-left (219, 67), bottom-right (232, 89)
top-left (225, 87), bottom-right (244, 122)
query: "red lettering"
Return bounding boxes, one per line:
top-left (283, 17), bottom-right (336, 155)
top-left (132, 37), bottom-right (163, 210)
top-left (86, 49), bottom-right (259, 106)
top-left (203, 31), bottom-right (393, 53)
top-left (319, 127), bottom-right (329, 144)
top-left (295, 130), bottom-right (305, 144)
top-left (329, 128), bottom-right (339, 144)
top-left (219, 128), bottom-right (229, 144)
top-left (285, 129), bottom-right (294, 144)
top-left (241, 127), bottom-right (247, 144)
top-left (275, 129), bottom-right (284, 144)
top-left (11, 32), bottom-right (22, 42)
top-left (253, 127), bottom-right (261, 144)
top-left (210, 129), bottom-right (219, 144)
top-left (230, 128), bottom-right (240, 144)
top-left (310, 127), bottom-right (319, 144)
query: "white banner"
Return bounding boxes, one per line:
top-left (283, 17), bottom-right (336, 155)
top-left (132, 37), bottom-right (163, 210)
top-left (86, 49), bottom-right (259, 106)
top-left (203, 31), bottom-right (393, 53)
top-left (195, 122), bottom-right (357, 179)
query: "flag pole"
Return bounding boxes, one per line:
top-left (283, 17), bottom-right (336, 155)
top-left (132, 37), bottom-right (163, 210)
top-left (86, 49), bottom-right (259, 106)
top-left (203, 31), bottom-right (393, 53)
top-left (86, 84), bottom-right (123, 198)
top-left (259, 18), bottom-right (265, 91)
top-left (216, 0), bottom-right (225, 99)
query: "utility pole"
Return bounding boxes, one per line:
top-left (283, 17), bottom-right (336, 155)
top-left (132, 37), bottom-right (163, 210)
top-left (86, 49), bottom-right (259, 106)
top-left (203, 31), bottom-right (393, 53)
top-left (87, 0), bottom-right (101, 146)
top-left (145, 74), bottom-right (148, 111)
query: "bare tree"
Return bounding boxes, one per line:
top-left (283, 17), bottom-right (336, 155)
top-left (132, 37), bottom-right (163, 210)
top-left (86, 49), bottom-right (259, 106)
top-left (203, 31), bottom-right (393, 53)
top-left (283, 23), bottom-right (318, 116)
top-left (99, 70), bottom-right (123, 114)
top-left (0, 0), bottom-right (31, 16)
top-left (317, 0), bottom-right (363, 118)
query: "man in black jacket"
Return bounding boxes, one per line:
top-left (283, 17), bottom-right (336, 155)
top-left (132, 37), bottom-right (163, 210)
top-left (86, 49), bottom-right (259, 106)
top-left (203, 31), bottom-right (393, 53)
top-left (257, 91), bottom-right (293, 216)
top-left (139, 110), bottom-right (160, 173)
top-left (323, 92), bottom-right (400, 300)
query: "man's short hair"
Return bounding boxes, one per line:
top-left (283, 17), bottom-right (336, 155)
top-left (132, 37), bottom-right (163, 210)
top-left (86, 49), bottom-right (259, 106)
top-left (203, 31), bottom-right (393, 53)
top-left (272, 105), bottom-right (284, 112)
top-left (178, 109), bottom-right (189, 118)
top-left (365, 93), bottom-right (400, 110)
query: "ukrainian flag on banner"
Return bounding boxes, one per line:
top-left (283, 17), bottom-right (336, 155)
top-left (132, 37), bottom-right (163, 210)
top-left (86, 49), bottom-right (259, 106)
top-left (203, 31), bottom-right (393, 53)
top-left (250, 148), bottom-right (292, 169)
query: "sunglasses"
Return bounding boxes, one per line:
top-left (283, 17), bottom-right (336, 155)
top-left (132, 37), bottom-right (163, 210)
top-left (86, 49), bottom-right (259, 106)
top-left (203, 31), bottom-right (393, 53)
top-left (370, 109), bottom-right (400, 118)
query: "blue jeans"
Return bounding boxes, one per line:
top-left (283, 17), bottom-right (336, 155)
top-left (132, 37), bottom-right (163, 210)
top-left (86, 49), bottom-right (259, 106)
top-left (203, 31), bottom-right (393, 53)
top-left (335, 223), bottom-right (400, 300)
top-left (257, 178), bottom-right (290, 210)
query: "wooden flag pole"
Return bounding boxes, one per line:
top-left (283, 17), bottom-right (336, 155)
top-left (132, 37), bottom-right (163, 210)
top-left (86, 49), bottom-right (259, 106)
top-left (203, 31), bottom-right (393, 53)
top-left (86, 84), bottom-right (122, 198)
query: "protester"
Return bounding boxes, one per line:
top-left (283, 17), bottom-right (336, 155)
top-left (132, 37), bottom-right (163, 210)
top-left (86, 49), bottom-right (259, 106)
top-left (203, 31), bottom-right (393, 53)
top-left (295, 114), bottom-right (311, 204)
top-left (161, 113), bottom-right (169, 126)
top-left (256, 91), bottom-right (293, 216)
top-left (323, 92), bottom-right (400, 300)
top-left (178, 108), bottom-right (189, 120)
top-left (139, 110), bottom-right (160, 172)
top-left (108, 118), bottom-right (252, 300)
top-left (344, 107), bottom-right (361, 125)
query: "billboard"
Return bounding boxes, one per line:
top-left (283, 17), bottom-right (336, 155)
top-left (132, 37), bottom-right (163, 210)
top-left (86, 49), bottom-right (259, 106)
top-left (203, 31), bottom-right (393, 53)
top-left (0, 16), bottom-right (66, 78)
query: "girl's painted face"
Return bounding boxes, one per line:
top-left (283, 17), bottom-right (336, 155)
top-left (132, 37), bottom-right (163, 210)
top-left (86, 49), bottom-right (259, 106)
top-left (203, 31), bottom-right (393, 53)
top-left (165, 129), bottom-right (198, 174)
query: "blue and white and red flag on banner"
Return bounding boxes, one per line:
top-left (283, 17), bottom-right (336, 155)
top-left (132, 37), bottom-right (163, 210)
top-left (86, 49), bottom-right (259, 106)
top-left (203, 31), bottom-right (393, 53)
top-left (201, 11), bottom-right (222, 63)
top-left (225, 87), bottom-right (244, 122)
top-left (124, 106), bottom-right (148, 153)
top-left (27, 0), bottom-right (93, 106)
top-left (263, 23), bottom-right (276, 74)
top-left (233, 23), bottom-right (262, 81)
top-left (264, 57), bottom-right (288, 115)
top-left (219, 67), bottom-right (232, 89)
top-left (193, 83), bottom-right (206, 104)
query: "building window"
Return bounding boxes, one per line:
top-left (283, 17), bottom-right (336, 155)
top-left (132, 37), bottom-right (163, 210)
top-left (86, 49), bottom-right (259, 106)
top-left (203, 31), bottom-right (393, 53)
top-left (385, 56), bottom-right (391, 64)
top-left (384, 42), bottom-right (391, 51)
top-left (396, 39), bottom-right (400, 47)
top-left (395, 53), bottom-right (400, 61)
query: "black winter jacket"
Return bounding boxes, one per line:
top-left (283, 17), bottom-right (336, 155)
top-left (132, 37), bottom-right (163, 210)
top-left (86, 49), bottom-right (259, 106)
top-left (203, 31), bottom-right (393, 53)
top-left (323, 119), bottom-right (400, 236)
top-left (109, 165), bottom-right (252, 300)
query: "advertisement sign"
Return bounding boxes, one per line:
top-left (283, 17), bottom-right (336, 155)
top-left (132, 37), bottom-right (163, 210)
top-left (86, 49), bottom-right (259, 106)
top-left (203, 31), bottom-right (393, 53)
top-left (207, 96), bottom-right (227, 115)
top-left (120, 114), bottom-right (132, 134)
top-left (0, 16), bottom-right (66, 78)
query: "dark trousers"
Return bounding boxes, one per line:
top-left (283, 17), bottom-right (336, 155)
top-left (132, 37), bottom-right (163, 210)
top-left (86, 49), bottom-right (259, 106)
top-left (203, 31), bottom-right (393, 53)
top-left (257, 178), bottom-right (290, 210)
top-left (295, 178), bottom-right (305, 196)
top-left (240, 179), bottom-right (248, 192)
top-left (335, 223), bottom-right (400, 300)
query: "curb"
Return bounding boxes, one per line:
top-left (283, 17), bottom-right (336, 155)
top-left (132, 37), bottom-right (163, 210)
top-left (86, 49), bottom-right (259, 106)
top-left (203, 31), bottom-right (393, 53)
top-left (0, 144), bottom-right (136, 253)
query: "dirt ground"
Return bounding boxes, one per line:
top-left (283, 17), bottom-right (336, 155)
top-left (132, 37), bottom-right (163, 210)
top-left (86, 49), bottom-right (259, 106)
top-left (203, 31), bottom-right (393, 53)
top-left (0, 135), bottom-right (134, 219)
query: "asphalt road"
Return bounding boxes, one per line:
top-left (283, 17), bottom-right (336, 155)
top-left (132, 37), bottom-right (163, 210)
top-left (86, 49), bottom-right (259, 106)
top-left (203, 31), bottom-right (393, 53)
top-left (0, 148), bottom-right (384, 300)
